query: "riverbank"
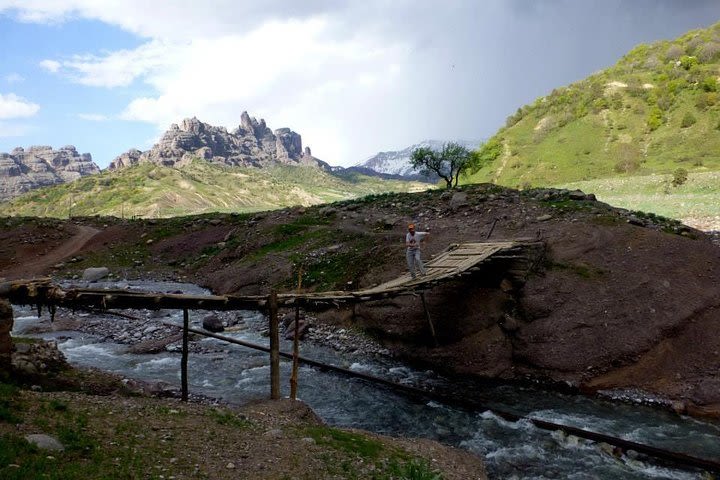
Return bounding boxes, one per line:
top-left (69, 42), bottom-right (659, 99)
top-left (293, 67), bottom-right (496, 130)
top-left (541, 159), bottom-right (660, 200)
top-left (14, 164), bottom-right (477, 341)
top-left (1, 351), bottom-right (487, 480)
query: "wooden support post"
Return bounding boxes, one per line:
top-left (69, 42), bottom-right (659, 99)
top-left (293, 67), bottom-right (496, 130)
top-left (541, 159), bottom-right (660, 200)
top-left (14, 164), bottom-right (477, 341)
top-left (181, 308), bottom-right (189, 402)
top-left (269, 291), bottom-right (280, 400)
top-left (290, 303), bottom-right (301, 400)
top-left (0, 299), bottom-right (13, 374)
top-left (420, 293), bottom-right (438, 347)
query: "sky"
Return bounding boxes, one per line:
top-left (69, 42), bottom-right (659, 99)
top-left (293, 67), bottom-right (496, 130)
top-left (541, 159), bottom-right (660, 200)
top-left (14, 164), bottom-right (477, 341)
top-left (1, 1), bottom-right (719, 169)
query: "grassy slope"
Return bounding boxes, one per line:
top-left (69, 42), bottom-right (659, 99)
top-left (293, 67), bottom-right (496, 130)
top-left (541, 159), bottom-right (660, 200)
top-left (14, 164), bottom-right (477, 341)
top-left (560, 170), bottom-right (720, 224)
top-left (1, 161), bottom-right (429, 218)
top-left (0, 371), bottom-right (454, 479)
top-left (464, 21), bottom-right (720, 189)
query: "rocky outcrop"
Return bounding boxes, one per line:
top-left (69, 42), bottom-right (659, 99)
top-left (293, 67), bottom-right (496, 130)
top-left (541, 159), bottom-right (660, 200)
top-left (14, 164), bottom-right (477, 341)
top-left (109, 113), bottom-right (326, 170)
top-left (0, 145), bottom-right (100, 201)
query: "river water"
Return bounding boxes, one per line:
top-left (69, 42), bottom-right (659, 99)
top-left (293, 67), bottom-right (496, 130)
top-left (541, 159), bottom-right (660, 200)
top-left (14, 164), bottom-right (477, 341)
top-left (11, 281), bottom-right (720, 479)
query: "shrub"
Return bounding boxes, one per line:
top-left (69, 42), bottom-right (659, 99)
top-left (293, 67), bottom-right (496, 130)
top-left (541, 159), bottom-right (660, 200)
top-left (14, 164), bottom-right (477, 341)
top-left (656, 94), bottom-right (674, 111)
top-left (644, 55), bottom-right (661, 69)
top-left (470, 137), bottom-right (503, 173)
top-left (679, 55), bottom-right (699, 70)
top-left (698, 42), bottom-right (720, 62)
top-left (681, 112), bottom-right (697, 128)
top-left (505, 107), bottom-right (525, 127)
top-left (671, 167), bottom-right (688, 187)
top-left (701, 76), bottom-right (718, 92)
top-left (647, 106), bottom-right (664, 131)
top-left (696, 92), bottom-right (718, 110)
top-left (686, 35), bottom-right (705, 54)
top-left (591, 97), bottom-right (609, 113)
top-left (665, 44), bottom-right (684, 61)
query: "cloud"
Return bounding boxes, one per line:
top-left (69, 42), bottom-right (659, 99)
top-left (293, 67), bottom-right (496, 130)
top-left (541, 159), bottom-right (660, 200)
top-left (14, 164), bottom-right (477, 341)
top-left (39, 59), bottom-right (61, 73)
top-left (5, 73), bottom-right (24, 84)
top-left (4, 0), bottom-right (720, 165)
top-left (0, 93), bottom-right (40, 119)
top-left (0, 0), bottom-right (342, 38)
top-left (77, 113), bottom-right (109, 121)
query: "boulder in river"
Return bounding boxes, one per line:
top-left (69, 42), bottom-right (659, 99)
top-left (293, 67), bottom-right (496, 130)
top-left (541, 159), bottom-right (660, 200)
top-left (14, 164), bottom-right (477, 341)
top-left (202, 314), bottom-right (224, 333)
top-left (82, 267), bottom-right (109, 282)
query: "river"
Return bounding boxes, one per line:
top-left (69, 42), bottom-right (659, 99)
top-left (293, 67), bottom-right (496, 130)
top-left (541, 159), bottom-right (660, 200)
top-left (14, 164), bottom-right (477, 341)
top-left (11, 281), bottom-right (720, 479)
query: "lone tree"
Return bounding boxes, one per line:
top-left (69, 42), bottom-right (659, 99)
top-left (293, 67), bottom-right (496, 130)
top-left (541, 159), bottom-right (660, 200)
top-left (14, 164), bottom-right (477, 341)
top-left (410, 142), bottom-right (476, 189)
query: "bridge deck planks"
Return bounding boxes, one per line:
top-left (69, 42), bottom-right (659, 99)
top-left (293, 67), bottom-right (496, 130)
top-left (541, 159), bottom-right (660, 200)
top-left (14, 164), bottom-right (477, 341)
top-left (1, 241), bottom-right (541, 309)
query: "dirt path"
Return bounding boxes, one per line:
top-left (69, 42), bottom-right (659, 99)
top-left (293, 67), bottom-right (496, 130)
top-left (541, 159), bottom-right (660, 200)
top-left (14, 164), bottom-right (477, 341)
top-left (3, 225), bottom-right (99, 280)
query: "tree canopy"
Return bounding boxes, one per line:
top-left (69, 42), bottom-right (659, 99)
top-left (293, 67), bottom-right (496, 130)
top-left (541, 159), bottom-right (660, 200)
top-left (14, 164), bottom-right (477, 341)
top-left (410, 142), bottom-right (478, 189)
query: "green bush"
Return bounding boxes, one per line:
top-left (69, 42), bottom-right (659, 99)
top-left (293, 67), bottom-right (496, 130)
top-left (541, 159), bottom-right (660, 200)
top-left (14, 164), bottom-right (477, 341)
top-left (701, 76), bottom-right (718, 92)
top-left (671, 168), bottom-right (689, 187)
top-left (471, 137), bottom-right (503, 172)
top-left (681, 112), bottom-right (697, 128)
top-left (696, 92), bottom-right (718, 110)
top-left (679, 55), bottom-right (699, 70)
top-left (647, 106), bottom-right (664, 131)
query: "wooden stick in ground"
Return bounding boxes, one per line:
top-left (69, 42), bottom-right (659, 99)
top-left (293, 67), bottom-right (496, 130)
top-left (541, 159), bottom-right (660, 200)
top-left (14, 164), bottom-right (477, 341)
top-left (420, 293), bottom-right (438, 347)
top-left (181, 308), bottom-right (189, 401)
top-left (290, 268), bottom-right (303, 400)
top-left (269, 290), bottom-right (280, 399)
top-left (290, 303), bottom-right (301, 399)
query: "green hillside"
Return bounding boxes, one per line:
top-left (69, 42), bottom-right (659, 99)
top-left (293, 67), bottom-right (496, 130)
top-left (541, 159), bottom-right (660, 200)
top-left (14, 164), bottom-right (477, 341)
top-left (1, 161), bottom-right (429, 218)
top-left (466, 21), bottom-right (720, 189)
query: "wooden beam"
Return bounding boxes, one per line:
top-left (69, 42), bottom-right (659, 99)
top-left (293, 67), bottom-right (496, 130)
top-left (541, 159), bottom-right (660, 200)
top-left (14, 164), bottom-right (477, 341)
top-left (181, 308), bottom-right (189, 402)
top-left (268, 291), bottom-right (280, 400)
top-left (290, 304), bottom-right (301, 400)
top-left (420, 293), bottom-right (438, 347)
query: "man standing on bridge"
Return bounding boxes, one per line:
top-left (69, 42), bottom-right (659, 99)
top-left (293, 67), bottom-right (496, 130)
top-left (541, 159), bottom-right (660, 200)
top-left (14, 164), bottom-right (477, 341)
top-left (405, 223), bottom-right (429, 279)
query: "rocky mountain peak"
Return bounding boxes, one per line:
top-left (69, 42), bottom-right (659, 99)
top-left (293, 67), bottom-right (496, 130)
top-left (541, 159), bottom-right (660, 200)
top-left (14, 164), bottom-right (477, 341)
top-left (109, 112), bottom-right (324, 171)
top-left (0, 145), bottom-right (100, 201)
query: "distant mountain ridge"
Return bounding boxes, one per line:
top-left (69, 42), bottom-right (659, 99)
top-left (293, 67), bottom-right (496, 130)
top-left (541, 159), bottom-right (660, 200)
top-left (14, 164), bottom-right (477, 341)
top-left (353, 140), bottom-right (481, 182)
top-left (110, 111), bottom-right (330, 171)
top-left (0, 145), bottom-right (100, 201)
top-left (0, 112), bottom-right (337, 202)
top-left (1, 112), bottom-right (432, 217)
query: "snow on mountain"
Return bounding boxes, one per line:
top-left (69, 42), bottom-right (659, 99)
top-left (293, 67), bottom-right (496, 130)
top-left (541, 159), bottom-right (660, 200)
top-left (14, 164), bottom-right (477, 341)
top-left (354, 140), bottom-right (481, 180)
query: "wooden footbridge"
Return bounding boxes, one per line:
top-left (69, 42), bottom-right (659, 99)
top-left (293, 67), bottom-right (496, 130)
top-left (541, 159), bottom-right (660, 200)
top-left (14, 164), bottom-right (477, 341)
top-left (1, 238), bottom-right (543, 397)
top-left (0, 240), bottom-right (543, 311)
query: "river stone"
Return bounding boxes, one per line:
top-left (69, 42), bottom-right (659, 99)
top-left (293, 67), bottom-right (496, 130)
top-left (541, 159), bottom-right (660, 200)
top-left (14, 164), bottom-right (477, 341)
top-left (25, 434), bottom-right (64, 451)
top-left (283, 319), bottom-right (309, 340)
top-left (202, 314), bottom-right (224, 333)
top-left (82, 267), bottom-right (110, 282)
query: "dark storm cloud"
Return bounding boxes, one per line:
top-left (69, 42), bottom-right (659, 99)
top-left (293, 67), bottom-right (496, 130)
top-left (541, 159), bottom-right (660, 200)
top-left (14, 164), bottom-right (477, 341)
top-left (369, 0), bottom-right (720, 149)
